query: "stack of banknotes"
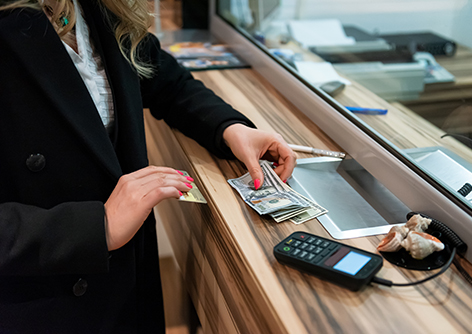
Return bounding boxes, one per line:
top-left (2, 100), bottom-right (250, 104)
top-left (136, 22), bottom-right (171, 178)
top-left (228, 160), bottom-right (328, 224)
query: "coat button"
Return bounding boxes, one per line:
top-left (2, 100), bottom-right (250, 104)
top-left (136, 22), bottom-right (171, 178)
top-left (72, 278), bottom-right (88, 297)
top-left (26, 154), bottom-right (46, 172)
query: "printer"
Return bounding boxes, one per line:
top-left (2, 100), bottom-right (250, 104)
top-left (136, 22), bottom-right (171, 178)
top-left (289, 22), bottom-right (455, 101)
top-left (311, 26), bottom-right (425, 101)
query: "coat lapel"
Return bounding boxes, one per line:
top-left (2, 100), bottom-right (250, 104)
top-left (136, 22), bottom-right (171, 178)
top-left (3, 9), bottom-right (123, 179)
top-left (80, 0), bottom-right (150, 174)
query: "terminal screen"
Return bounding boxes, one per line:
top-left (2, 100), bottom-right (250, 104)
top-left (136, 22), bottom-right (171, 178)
top-left (333, 251), bottom-right (371, 275)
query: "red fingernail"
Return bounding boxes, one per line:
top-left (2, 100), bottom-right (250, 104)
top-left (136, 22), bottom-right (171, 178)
top-left (185, 183), bottom-right (193, 189)
top-left (273, 162), bottom-right (279, 167)
top-left (254, 179), bottom-right (261, 190)
top-left (177, 170), bottom-right (184, 175)
top-left (186, 176), bottom-right (194, 182)
top-left (178, 191), bottom-right (183, 196)
top-left (283, 180), bottom-right (287, 183)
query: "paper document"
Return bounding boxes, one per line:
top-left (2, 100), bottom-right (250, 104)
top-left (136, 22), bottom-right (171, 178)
top-left (294, 61), bottom-right (351, 86)
top-left (288, 19), bottom-right (355, 48)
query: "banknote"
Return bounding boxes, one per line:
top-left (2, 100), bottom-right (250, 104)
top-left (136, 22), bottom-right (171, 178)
top-left (290, 207), bottom-right (327, 224)
top-left (260, 161), bottom-right (327, 222)
top-left (228, 161), bottom-right (328, 223)
top-left (228, 165), bottom-right (302, 215)
top-left (272, 207), bottom-right (308, 223)
top-left (178, 171), bottom-right (207, 204)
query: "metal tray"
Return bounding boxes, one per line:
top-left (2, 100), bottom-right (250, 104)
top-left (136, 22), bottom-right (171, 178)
top-left (287, 157), bottom-right (409, 239)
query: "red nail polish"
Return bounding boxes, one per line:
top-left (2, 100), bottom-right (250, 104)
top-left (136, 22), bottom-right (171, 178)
top-left (186, 176), bottom-right (194, 182)
top-left (273, 162), bottom-right (279, 167)
top-left (177, 170), bottom-right (184, 175)
top-left (283, 180), bottom-right (287, 183)
top-left (185, 183), bottom-right (193, 189)
top-left (254, 179), bottom-right (261, 190)
top-left (178, 191), bottom-right (183, 196)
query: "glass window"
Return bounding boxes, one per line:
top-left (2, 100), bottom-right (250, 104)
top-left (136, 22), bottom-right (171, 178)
top-left (217, 0), bottom-right (472, 211)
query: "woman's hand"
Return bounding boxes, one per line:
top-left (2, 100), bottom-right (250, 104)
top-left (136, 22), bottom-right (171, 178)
top-left (223, 124), bottom-right (296, 189)
top-left (104, 166), bottom-right (193, 251)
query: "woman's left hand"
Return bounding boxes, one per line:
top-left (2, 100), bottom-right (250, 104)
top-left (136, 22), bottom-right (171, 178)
top-left (223, 124), bottom-right (296, 189)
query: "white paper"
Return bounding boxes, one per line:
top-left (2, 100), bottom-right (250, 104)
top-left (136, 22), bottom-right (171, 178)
top-left (294, 61), bottom-right (351, 86)
top-left (288, 19), bottom-right (355, 48)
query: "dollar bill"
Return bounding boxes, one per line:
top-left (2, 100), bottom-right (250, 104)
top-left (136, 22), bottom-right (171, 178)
top-left (228, 160), bottom-right (328, 223)
top-left (290, 208), bottom-right (326, 224)
top-left (227, 179), bottom-right (299, 215)
top-left (260, 160), bottom-right (327, 222)
top-left (272, 207), bottom-right (309, 223)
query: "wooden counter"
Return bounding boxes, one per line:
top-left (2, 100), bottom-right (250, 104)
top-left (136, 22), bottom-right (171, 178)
top-left (144, 68), bottom-right (472, 334)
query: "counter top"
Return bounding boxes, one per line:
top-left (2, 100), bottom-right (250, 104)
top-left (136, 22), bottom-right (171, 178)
top-left (144, 68), bottom-right (472, 334)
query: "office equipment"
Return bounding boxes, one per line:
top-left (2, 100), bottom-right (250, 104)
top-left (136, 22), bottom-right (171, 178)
top-left (311, 43), bottom-right (425, 101)
top-left (294, 61), bottom-right (351, 87)
top-left (315, 48), bottom-right (414, 65)
top-left (288, 19), bottom-right (355, 49)
top-left (333, 61), bottom-right (425, 101)
top-left (311, 25), bottom-right (392, 54)
top-left (413, 52), bottom-right (455, 84)
top-left (274, 231), bottom-right (383, 291)
top-left (380, 31), bottom-right (457, 57)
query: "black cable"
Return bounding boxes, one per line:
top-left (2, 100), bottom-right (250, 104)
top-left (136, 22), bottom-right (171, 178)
top-left (372, 247), bottom-right (456, 287)
top-left (441, 133), bottom-right (472, 149)
top-left (453, 256), bottom-right (472, 286)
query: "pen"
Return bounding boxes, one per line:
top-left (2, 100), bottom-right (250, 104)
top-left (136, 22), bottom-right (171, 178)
top-left (288, 144), bottom-right (346, 159)
top-left (344, 106), bottom-right (388, 115)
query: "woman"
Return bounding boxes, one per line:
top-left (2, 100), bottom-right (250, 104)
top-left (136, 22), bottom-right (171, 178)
top-left (0, 0), bottom-right (296, 332)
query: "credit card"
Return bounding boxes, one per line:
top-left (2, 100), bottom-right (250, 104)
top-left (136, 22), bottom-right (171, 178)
top-left (178, 171), bottom-right (207, 204)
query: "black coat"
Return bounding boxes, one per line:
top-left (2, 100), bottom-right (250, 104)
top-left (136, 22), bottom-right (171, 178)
top-left (0, 1), bottom-right (253, 333)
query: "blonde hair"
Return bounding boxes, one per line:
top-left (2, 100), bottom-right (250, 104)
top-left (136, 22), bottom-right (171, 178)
top-left (0, 0), bottom-right (154, 78)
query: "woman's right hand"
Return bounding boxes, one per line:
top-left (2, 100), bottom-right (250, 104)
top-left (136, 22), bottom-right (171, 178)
top-left (104, 166), bottom-right (193, 251)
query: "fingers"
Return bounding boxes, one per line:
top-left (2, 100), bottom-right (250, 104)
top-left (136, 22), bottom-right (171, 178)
top-left (223, 126), bottom-right (297, 188)
top-left (104, 166), bottom-right (195, 250)
top-left (127, 166), bottom-right (193, 187)
top-left (136, 173), bottom-right (192, 203)
top-left (128, 165), bottom-right (184, 180)
top-left (245, 159), bottom-right (264, 190)
top-left (275, 144), bottom-right (297, 182)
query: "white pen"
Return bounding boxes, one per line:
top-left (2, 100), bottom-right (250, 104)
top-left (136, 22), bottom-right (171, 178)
top-left (288, 144), bottom-right (346, 159)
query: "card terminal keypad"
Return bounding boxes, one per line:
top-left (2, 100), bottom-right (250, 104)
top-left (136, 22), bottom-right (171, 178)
top-left (280, 233), bottom-right (340, 264)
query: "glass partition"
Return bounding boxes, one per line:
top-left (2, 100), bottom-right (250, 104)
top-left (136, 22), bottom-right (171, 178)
top-left (217, 0), bottom-right (472, 212)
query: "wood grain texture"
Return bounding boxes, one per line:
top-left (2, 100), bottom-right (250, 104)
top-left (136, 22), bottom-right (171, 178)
top-left (145, 68), bottom-right (472, 334)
